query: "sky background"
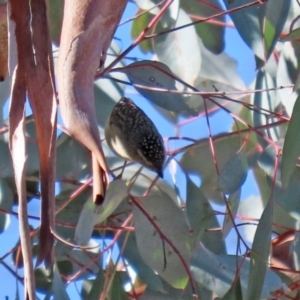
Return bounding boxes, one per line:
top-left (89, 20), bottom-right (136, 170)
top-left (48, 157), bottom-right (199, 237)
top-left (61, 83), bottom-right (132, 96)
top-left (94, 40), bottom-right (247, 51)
top-left (0, 1), bottom-right (260, 299)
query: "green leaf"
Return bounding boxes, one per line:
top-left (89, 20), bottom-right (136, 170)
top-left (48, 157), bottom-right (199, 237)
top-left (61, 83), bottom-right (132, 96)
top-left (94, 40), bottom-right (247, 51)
top-left (109, 271), bottom-right (128, 300)
top-left (132, 191), bottom-right (191, 288)
top-left (272, 171), bottom-right (300, 222)
top-left (264, 0), bottom-right (291, 61)
top-left (186, 41), bottom-right (246, 115)
top-left (55, 187), bottom-right (92, 257)
top-left (222, 277), bottom-right (243, 300)
top-left (48, 0), bottom-right (64, 44)
top-left (58, 249), bottom-right (101, 280)
top-left (238, 194), bottom-right (264, 243)
top-left (186, 177), bottom-right (226, 254)
top-left (0, 139), bottom-right (14, 179)
top-left (138, 281), bottom-right (183, 300)
top-left (95, 179), bottom-right (128, 224)
top-left (276, 42), bottom-right (298, 116)
top-left (252, 70), bottom-right (279, 148)
top-left (121, 60), bottom-right (196, 115)
top-left (181, 0), bottom-right (225, 54)
top-left (218, 153), bottom-right (248, 194)
top-left (281, 27), bottom-right (300, 42)
top-left (246, 198), bottom-right (273, 300)
top-left (191, 246), bottom-right (286, 298)
top-left (86, 268), bottom-right (104, 300)
top-left (181, 134), bottom-right (245, 203)
top-left (75, 179), bottom-right (127, 245)
top-left (257, 140), bottom-right (282, 182)
top-left (222, 189), bottom-right (241, 238)
top-left (131, 9), bottom-right (154, 54)
top-left (0, 78), bottom-right (11, 123)
top-left (118, 232), bottom-right (164, 292)
top-left (293, 66), bottom-right (300, 92)
top-left (225, 0), bottom-right (290, 67)
top-left (0, 179), bottom-right (13, 232)
top-left (56, 133), bottom-right (91, 180)
top-left (153, 8), bottom-right (201, 86)
top-left (281, 94), bottom-right (300, 188)
top-left (35, 268), bottom-right (51, 294)
top-left (52, 265), bottom-right (70, 300)
top-left (223, 0), bottom-right (266, 67)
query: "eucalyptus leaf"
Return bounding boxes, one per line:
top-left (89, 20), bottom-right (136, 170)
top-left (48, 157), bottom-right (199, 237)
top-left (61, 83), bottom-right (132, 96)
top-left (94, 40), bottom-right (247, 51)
top-left (276, 42), bottom-right (298, 116)
top-left (291, 230), bottom-right (300, 274)
top-left (110, 271), bottom-right (129, 300)
top-left (153, 8), bottom-right (201, 86)
top-left (131, 9), bottom-right (153, 53)
top-left (56, 133), bottom-right (90, 180)
top-left (222, 277), bottom-right (243, 300)
top-left (75, 179), bottom-right (127, 245)
top-left (58, 249), bottom-right (101, 280)
top-left (186, 40), bottom-right (246, 115)
top-left (121, 60), bottom-right (196, 115)
top-left (246, 198), bottom-right (273, 300)
top-left (218, 154), bottom-right (248, 194)
top-left (0, 178), bottom-right (13, 232)
top-left (186, 177), bottom-right (226, 254)
top-left (181, 0), bottom-right (225, 54)
top-left (191, 245), bottom-right (288, 298)
top-left (118, 232), bottom-right (164, 292)
top-left (264, 0), bottom-right (291, 62)
top-left (222, 189), bottom-right (241, 239)
top-left (133, 191), bottom-right (191, 288)
top-left (181, 134), bottom-right (247, 203)
top-left (55, 187), bottom-right (92, 257)
top-left (48, 0), bottom-right (64, 44)
top-left (52, 265), bottom-right (70, 300)
top-left (281, 94), bottom-right (300, 188)
top-left (252, 69), bottom-right (278, 148)
top-left (223, 0), bottom-right (265, 67)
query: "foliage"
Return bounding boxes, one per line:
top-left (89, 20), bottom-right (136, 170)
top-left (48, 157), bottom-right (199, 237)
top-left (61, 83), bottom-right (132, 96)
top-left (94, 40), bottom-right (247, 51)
top-left (1, 0), bottom-right (300, 299)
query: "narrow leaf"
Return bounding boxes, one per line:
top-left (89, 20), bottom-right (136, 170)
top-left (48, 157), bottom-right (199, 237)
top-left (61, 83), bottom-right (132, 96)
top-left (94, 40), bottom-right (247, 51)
top-left (87, 268), bottom-right (104, 300)
top-left (0, 179), bottom-right (14, 232)
top-left (222, 189), bottom-right (241, 238)
top-left (246, 198), bottom-right (273, 300)
top-left (223, 0), bottom-right (266, 67)
top-left (253, 70), bottom-right (278, 148)
top-left (186, 177), bottom-right (226, 254)
top-left (110, 271), bottom-right (128, 300)
top-left (282, 94), bottom-right (300, 188)
top-left (264, 0), bottom-right (291, 61)
top-left (222, 277), bottom-right (243, 300)
top-left (53, 265), bottom-right (70, 300)
top-left (280, 27), bottom-right (300, 42)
